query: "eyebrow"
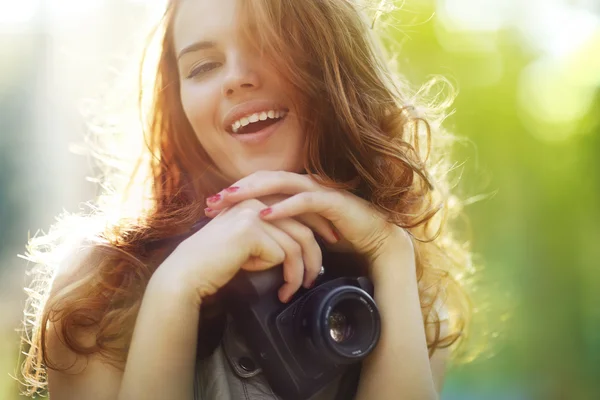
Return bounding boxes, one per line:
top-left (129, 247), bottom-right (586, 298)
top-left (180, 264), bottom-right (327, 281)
top-left (177, 40), bottom-right (217, 60)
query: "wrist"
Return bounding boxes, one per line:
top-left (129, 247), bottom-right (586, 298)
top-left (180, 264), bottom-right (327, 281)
top-left (150, 260), bottom-right (204, 310)
top-left (369, 226), bottom-right (416, 284)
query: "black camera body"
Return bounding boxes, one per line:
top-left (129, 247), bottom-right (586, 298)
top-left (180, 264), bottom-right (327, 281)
top-left (222, 248), bottom-right (381, 400)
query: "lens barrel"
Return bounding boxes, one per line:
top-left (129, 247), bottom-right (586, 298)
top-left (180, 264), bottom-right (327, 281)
top-left (298, 285), bottom-right (380, 365)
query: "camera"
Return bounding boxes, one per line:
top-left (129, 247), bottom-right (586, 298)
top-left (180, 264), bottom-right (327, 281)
top-left (222, 242), bottom-right (381, 400)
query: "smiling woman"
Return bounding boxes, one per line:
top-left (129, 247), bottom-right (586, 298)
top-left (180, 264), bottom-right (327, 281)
top-left (19, 0), bottom-right (476, 399)
top-left (172, 0), bottom-right (308, 180)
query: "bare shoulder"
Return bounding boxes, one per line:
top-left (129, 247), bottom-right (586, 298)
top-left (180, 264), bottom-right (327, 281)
top-left (46, 321), bottom-right (123, 400)
top-left (45, 240), bottom-right (124, 400)
top-left (51, 239), bottom-right (105, 285)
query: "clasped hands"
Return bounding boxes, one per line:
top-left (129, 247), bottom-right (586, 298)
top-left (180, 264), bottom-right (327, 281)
top-left (203, 171), bottom-right (412, 274)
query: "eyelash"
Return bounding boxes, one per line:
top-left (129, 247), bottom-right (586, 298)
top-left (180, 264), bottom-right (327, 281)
top-left (187, 62), bottom-right (221, 79)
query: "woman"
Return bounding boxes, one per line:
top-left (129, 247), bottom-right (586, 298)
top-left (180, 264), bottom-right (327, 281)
top-left (20, 0), bottom-right (473, 399)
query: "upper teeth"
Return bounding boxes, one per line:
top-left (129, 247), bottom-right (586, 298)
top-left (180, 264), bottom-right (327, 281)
top-left (231, 109), bottom-right (287, 133)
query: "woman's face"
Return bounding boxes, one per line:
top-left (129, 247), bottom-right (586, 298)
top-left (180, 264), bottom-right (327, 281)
top-left (173, 0), bottom-right (306, 182)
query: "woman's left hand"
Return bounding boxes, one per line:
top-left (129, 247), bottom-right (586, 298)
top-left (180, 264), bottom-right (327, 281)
top-left (204, 171), bottom-right (410, 267)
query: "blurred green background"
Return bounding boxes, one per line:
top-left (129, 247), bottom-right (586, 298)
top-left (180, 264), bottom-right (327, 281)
top-left (1, 0), bottom-right (599, 399)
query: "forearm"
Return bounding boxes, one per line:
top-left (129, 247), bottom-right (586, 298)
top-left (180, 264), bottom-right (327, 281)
top-left (355, 244), bottom-right (438, 400)
top-left (118, 266), bottom-right (200, 400)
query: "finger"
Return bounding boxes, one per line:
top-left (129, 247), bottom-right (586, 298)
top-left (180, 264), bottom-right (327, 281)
top-left (270, 218), bottom-right (323, 289)
top-left (260, 220), bottom-right (305, 303)
top-left (207, 205), bottom-right (338, 245)
top-left (294, 213), bottom-right (339, 245)
top-left (239, 227), bottom-right (286, 272)
top-left (259, 191), bottom-right (345, 227)
top-left (204, 207), bottom-right (219, 218)
top-left (206, 171), bottom-right (321, 210)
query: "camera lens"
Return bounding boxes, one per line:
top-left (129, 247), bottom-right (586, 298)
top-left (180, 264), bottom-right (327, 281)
top-left (298, 284), bottom-right (380, 365)
top-left (328, 309), bottom-right (352, 343)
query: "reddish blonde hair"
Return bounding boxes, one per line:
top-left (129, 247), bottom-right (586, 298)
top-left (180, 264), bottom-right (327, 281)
top-left (19, 0), bottom-right (476, 396)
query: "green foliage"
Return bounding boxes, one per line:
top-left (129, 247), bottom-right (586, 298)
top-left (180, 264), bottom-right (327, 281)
top-left (381, 2), bottom-right (600, 399)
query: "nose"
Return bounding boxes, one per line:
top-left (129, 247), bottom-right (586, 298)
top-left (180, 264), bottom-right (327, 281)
top-left (221, 53), bottom-right (261, 97)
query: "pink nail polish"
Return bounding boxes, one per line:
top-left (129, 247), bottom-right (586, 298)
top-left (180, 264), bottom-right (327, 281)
top-left (207, 194), bottom-right (222, 203)
top-left (332, 230), bottom-right (340, 241)
top-left (259, 207), bottom-right (273, 217)
top-left (204, 207), bottom-right (213, 213)
top-left (225, 186), bottom-right (240, 193)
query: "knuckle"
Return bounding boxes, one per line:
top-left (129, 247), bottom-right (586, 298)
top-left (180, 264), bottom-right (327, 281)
top-left (329, 190), bottom-right (345, 204)
top-left (288, 241), bottom-right (302, 257)
top-left (235, 210), bottom-right (261, 234)
top-left (231, 199), bottom-right (265, 215)
top-left (254, 170), bottom-right (269, 181)
top-left (234, 220), bottom-right (252, 239)
top-left (302, 192), bottom-right (318, 206)
top-left (238, 207), bottom-right (258, 221)
top-left (244, 181), bottom-right (257, 192)
top-left (276, 170), bottom-right (288, 181)
top-left (241, 198), bottom-right (263, 208)
top-left (297, 225), bottom-right (314, 243)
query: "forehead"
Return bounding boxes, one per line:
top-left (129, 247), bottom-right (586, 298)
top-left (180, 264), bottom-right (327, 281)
top-left (173, 0), bottom-right (239, 52)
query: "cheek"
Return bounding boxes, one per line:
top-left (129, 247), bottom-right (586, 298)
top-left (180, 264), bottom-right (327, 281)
top-left (179, 83), bottom-right (219, 138)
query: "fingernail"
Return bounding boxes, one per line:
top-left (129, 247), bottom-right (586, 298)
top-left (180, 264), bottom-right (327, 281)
top-left (259, 207), bottom-right (273, 217)
top-left (332, 230), bottom-right (340, 241)
top-left (204, 207), bottom-right (213, 214)
top-left (207, 194), bottom-right (222, 203)
top-left (224, 186), bottom-right (240, 193)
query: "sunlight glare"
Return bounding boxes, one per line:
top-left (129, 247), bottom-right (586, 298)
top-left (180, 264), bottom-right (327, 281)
top-left (518, 58), bottom-right (596, 142)
top-left (437, 0), bottom-right (512, 31)
top-left (0, 0), bottom-right (37, 28)
top-left (517, 4), bottom-right (600, 58)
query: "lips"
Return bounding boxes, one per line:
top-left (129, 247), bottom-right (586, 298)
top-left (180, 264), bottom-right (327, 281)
top-left (229, 114), bottom-right (287, 145)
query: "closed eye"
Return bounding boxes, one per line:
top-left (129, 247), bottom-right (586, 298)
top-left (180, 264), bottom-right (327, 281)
top-left (187, 62), bottom-right (222, 79)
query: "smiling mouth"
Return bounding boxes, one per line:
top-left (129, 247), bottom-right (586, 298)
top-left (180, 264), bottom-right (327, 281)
top-left (233, 115), bottom-right (285, 134)
top-left (226, 107), bottom-right (290, 134)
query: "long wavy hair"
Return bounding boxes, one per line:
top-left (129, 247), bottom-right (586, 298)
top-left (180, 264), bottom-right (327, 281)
top-left (19, 0), bottom-right (477, 396)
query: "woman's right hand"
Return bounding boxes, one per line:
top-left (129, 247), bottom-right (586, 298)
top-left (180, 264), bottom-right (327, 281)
top-left (155, 198), bottom-right (338, 307)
